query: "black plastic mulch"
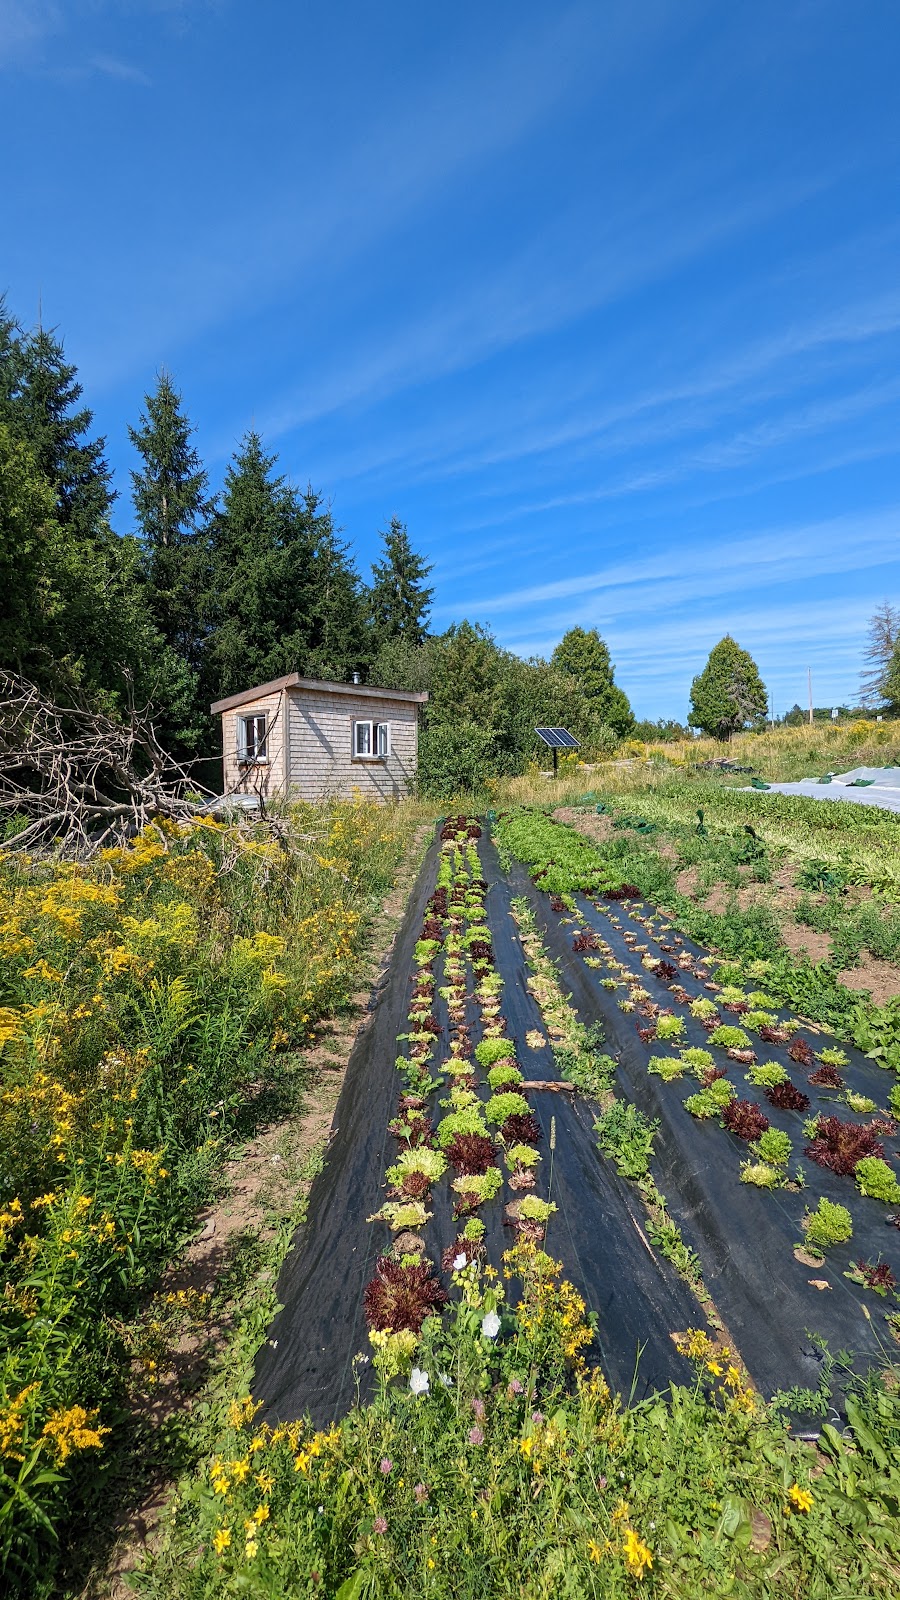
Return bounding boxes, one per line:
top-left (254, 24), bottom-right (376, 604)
top-left (502, 852), bottom-right (900, 1407)
top-left (253, 825), bottom-right (707, 1429)
top-left (479, 836), bottom-right (705, 1400)
top-left (252, 831), bottom-right (442, 1427)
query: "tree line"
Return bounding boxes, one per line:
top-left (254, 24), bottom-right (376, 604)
top-left (0, 300), bottom-right (641, 791)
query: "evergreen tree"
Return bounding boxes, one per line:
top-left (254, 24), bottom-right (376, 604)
top-left (689, 636), bottom-right (768, 739)
top-left (129, 372), bottom-right (209, 667)
top-left (304, 493), bottom-right (368, 679)
top-left (550, 626), bottom-right (634, 735)
top-left (0, 421), bottom-right (60, 672)
top-left (369, 517), bottom-right (434, 646)
top-left (6, 323), bottom-right (114, 539)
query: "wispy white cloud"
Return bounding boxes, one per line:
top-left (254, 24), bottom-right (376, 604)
top-left (88, 53), bottom-right (152, 86)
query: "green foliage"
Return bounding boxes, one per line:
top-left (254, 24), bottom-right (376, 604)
top-left (594, 1099), bottom-right (658, 1179)
top-left (746, 1062), bottom-right (789, 1086)
top-left (417, 718), bottom-right (497, 798)
top-left (684, 1079), bottom-right (736, 1119)
top-left (550, 625), bottom-right (634, 735)
top-left (707, 1024), bottom-right (752, 1049)
top-left (803, 1197), bottom-right (854, 1249)
top-left (484, 1092), bottom-right (530, 1126)
top-left (648, 1054), bottom-right (685, 1080)
top-left (436, 1107), bottom-right (488, 1148)
top-left (487, 1064), bottom-right (524, 1090)
top-left (688, 635), bottom-right (768, 739)
top-left (368, 517), bottom-right (434, 645)
top-left (753, 1128), bottom-right (793, 1166)
top-left (854, 1157), bottom-right (900, 1203)
top-left (740, 1160), bottom-right (781, 1188)
top-left (656, 1014), bottom-right (685, 1041)
top-left (474, 1038), bottom-right (517, 1068)
top-left (680, 1047), bottom-right (715, 1076)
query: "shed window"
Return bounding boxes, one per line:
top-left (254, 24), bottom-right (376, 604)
top-left (238, 713), bottom-right (268, 762)
top-left (353, 720), bottom-right (390, 759)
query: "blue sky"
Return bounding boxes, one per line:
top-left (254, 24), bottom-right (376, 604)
top-left (3, 0), bottom-right (900, 720)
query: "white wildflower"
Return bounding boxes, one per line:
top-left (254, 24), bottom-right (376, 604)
top-left (409, 1367), bottom-right (430, 1397)
top-left (481, 1310), bottom-right (501, 1339)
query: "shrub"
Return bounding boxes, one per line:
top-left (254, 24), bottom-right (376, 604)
top-left (854, 1157), bottom-right (900, 1203)
top-left (746, 1062), bottom-right (788, 1087)
top-left (708, 1025), bottom-right (752, 1050)
top-left (802, 1198), bottom-right (853, 1250)
top-left (753, 1128), bottom-right (793, 1166)
top-left (764, 1080), bottom-right (810, 1112)
top-left (722, 1099), bottom-right (769, 1141)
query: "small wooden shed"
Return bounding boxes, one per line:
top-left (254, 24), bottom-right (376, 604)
top-left (211, 673), bottom-right (428, 803)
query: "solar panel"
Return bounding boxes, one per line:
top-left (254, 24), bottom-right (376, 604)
top-left (535, 727), bottom-right (580, 749)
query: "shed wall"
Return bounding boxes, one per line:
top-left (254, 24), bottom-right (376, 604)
top-left (286, 688), bottom-right (418, 801)
top-left (221, 689), bottom-right (288, 798)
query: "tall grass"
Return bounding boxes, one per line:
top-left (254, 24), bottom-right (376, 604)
top-left (0, 800), bottom-right (423, 1595)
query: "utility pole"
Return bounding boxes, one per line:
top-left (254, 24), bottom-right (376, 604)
top-left (808, 668), bottom-right (813, 726)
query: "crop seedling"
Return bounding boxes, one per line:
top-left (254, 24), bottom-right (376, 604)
top-left (765, 1080), bottom-right (811, 1112)
top-left (746, 1062), bottom-right (788, 1087)
top-left (656, 1014), bottom-right (686, 1042)
top-left (753, 1128), bottom-right (793, 1166)
top-left (648, 1055), bottom-right (685, 1080)
top-left (722, 1099), bottom-right (770, 1141)
top-left (708, 1024), bottom-right (752, 1050)
top-left (805, 1116), bottom-right (885, 1175)
top-left (684, 1079), bottom-right (736, 1119)
top-left (740, 1161), bottom-right (781, 1188)
top-left (844, 1091), bottom-right (877, 1115)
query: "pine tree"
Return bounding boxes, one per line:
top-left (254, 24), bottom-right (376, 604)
top-left (129, 373), bottom-right (209, 668)
top-left (550, 627), bottom-right (634, 735)
top-left (689, 636), bottom-right (768, 739)
top-left (369, 517), bottom-right (434, 647)
top-left (859, 602), bottom-right (900, 706)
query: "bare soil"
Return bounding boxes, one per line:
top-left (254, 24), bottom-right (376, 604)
top-left (91, 820), bottom-right (434, 1597)
top-left (837, 956), bottom-right (900, 1007)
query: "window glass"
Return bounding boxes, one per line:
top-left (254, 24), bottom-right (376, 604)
top-left (241, 714), bottom-right (267, 760)
top-left (376, 722), bottom-right (389, 757)
top-left (355, 721), bottom-right (372, 756)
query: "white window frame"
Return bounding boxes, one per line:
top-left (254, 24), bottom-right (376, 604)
top-left (238, 712), bottom-right (268, 763)
top-left (352, 719), bottom-right (390, 760)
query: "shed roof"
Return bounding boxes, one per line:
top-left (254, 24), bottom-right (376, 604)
top-left (210, 673), bottom-right (429, 715)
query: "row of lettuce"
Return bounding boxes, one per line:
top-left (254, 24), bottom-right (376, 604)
top-left (493, 807), bottom-right (900, 1335)
top-left (141, 816), bottom-right (900, 1598)
top-left (0, 803), bottom-right (409, 1596)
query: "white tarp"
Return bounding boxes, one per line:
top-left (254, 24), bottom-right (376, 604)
top-left (743, 766), bottom-right (900, 814)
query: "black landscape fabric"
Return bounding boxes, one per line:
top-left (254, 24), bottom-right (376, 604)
top-left (503, 850), bottom-right (899, 1408)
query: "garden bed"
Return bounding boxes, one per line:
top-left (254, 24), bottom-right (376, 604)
top-left (493, 809), bottom-right (900, 1409)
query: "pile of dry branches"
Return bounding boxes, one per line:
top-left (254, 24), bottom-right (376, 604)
top-left (0, 670), bottom-right (216, 855)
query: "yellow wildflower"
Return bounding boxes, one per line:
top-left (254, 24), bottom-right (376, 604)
top-left (41, 1404), bottom-right (109, 1463)
top-left (212, 1526), bottom-right (231, 1554)
top-left (787, 1483), bottom-right (813, 1514)
top-left (587, 1538), bottom-right (606, 1564)
top-left (622, 1528), bottom-right (653, 1577)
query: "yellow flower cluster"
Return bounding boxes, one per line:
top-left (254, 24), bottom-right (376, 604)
top-left (673, 1329), bottom-right (757, 1415)
top-left (40, 1404), bottom-right (109, 1463)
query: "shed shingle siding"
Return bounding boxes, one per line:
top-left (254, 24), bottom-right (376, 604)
top-left (217, 680), bottom-right (422, 802)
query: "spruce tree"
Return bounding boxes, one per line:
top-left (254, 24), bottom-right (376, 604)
top-left (306, 495), bottom-right (367, 679)
top-left (204, 434), bottom-right (317, 697)
top-left (129, 373), bottom-right (209, 668)
top-left (551, 626), bottom-right (634, 735)
top-left (369, 517), bottom-right (434, 646)
top-left (10, 323), bottom-right (114, 539)
top-left (689, 636), bottom-right (768, 739)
